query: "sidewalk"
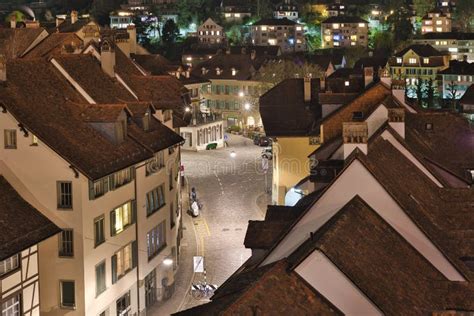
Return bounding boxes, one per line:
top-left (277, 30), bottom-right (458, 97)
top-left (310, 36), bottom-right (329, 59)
top-left (147, 181), bottom-right (197, 315)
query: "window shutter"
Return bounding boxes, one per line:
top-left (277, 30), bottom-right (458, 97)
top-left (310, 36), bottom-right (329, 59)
top-left (111, 254), bottom-right (117, 284)
top-left (88, 180), bottom-right (95, 200)
top-left (131, 200), bottom-right (137, 224)
top-left (130, 167), bottom-right (136, 181)
top-left (109, 174), bottom-right (116, 191)
top-left (132, 240), bottom-right (138, 269)
top-left (110, 210), bottom-right (116, 236)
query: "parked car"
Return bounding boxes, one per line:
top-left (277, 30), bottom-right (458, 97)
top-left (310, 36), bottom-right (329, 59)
top-left (258, 137), bottom-right (271, 147)
top-left (261, 147), bottom-right (273, 160)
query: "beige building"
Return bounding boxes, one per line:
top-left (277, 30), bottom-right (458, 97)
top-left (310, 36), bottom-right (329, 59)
top-left (0, 32), bottom-right (188, 315)
top-left (421, 8), bottom-right (452, 34)
top-left (251, 18), bottom-right (306, 53)
top-left (321, 16), bottom-right (368, 48)
top-left (198, 18), bottom-right (225, 44)
top-left (0, 177), bottom-right (60, 316)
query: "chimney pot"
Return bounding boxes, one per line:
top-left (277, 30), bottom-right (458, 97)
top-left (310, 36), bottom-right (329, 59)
top-left (100, 38), bottom-right (116, 78)
top-left (10, 15), bottom-right (16, 29)
top-left (71, 10), bottom-right (78, 24)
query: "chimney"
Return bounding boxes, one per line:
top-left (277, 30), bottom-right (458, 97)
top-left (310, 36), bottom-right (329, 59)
top-left (304, 75), bottom-right (311, 102)
top-left (388, 108), bottom-right (405, 138)
top-left (186, 70), bottom-right (190, 78)
top-left (10, 15), bottom-right (16, 29)
top-left (0, 55), bottom-right (6, 83)
top-left (56, 17), bottom-right (65, 27)
top-left (342, 121), bottom-right (368, 159)
top-left (127, 25), bottom-right (137, 55)
top-left (250, 49), bottom-right (256, 60)
top-left (71, 11), bottom-right (78, 24)
top-left (100, 38), bottom-right (116, 78)
top-left (364, 67), bottom-right (374, 87)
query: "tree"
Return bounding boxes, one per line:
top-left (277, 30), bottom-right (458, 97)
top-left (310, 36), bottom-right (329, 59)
top-left (412, 0), bottom-right (433, 18)
top-left (426, 78), bottom-right (435, 108)
top-left (162, 19), bottom-right (179, 44)
top-left (251, 0), bottom-right (273, 19)
top-left (90, 0), bottom-right (122, 26)
top-left (455, 0), bottom-right (474, 31)
top-left (256, 59), bottom-right (323, 86)
top-left (387, 6), bottom-right (413, 45)
top-left (446, 81), bottom-right (460, 110)
top-left (415, 78), bottom-right (426, 106)
top-left (370, 29), bottom-right (394, 55)
top-left (174, 0), bottom-right (217, 28)
top-left (226, 25), bottom-right (243, 45)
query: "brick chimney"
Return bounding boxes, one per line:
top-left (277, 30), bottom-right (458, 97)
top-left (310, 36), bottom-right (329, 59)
top-left (101, 38), bottom-right (116, 78)
top-left (342, 121), bottom-right (368, 159)
top-left (10, 15), bottom-right (16, 29)
top-left (0, 55), bottom-right (6, 83)
top-left (364, 67), bottom-right (374, 87)
top-left (388, 108), bottom-right (405, 139)
top-left (127, 25), bottom-right (137, 55)
top-left (56, 17), bottom-right (65, 27)
top-left (304, 75), bottom-right (311, 102)
top-left (71, 11), bottom-right (78, 24)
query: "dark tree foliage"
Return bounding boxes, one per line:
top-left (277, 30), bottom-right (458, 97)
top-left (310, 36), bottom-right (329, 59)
top-left (162, 19), bottom-right (179, 44)
top-left (426, 78), bottom-right (435, 108)
top-left (90, 0), bottom-right (123, 26)
top-left (386, 5), bottom-right (413, 45)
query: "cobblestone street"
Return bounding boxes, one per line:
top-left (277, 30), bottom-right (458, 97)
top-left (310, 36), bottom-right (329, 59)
top-left (149, 135), bottom-right (271, 315)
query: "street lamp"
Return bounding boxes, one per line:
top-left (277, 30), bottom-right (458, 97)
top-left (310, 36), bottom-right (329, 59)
top-left (238, 91), bottom-right (244, 97)
top-left (230, 151), bottom-right (236, 158)
top-left (244, 103), bottom-right (250, 110)
top-left (185, 106), bottom-right (191, 112)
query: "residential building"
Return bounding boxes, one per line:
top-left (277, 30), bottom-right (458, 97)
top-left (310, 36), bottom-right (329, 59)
top-left (439, 60), bottom-right (474, 99)
top-left (327, 3), bottom-right (346, 16)
top-left (0, 34), bottom-right (188, 315)
top-left (110, 10), bottom-right (134, 29)
top-left (459, 84), bottom-right (474, 121)
top-left (273, 0), bottom-right (299, 21)
top-left (177, 88), bottom-right (474, 316)
top-left (0, 176), bottom-right (60, 316)
top-left (191, 52), bottom-right (267, 128)
top-left (220, 0), bottom-right (252, 22)
top-left (54, 11), bottom-right (100, 44)
top-left (413, 32), bottom-right (474, 62)
top-left (321, 16), bottom-right (368, 48)
top-left (198, 18), bottom-right (225, 44)
top-left (388, 44), bottom-right (449, 96)
top-left (421, 8), bottom-right (452, 34)
top-left (251, 18), bottom-right (306, 53)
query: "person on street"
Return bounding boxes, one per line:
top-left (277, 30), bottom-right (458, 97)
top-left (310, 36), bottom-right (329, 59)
top-left (191, 187), bottom-right (197, 202)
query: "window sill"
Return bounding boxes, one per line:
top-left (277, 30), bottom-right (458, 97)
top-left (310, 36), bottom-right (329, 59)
top-left (58, 254), bottom-right (74, 259)
top-left (113, 223), bottom-right (134, 237)
top-left (4, 146), bottom-right (17, 150)
top-left (0, 266), bottom-right (20, 279)
top-left (94, 240), bottom-right (105, 249)
top-left (60, 305), bottom-right (76, 310)
top-left (57, 206), bottom-right (73, 211)
top-left (146, 203), bottom-right (166, 218)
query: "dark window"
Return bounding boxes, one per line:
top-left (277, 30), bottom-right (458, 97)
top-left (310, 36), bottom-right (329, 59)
top-left (94, 216), bottom-right (105, 247)
top-left (147, 221), bottom-right (166, 260)
top-left (4, 129), bottom-right (17, 149)
top-left (169, 169), bottom-right (173, 191)
top-left (60, 280), bottom-right (75, 309)
top-left (116, 292), bottom-right (131, 316)
top-left (1, 294), bottom-right (20, 315)
top-left (57, 181), bottom-right (73, 209)
top-left (0, 254), bottom-right (19, 276)
top-left (170, 201), bottom-right (175, 228)
top-left (59, 229), bottom-right (73, 257)
top-left (425, 123), bottom-right (433, 130)
top-left (146, 185), bottom-right (165, 216)
top-left (95, 261), bottom-right (106, 296)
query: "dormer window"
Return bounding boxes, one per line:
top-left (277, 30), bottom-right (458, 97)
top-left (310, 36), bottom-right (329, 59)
top-left (409, 58), bottom-right (417, 64)
top-left (201, 67), bottom-right (208, 75)
top-left (396, 57), bottom-right (402, 63)
top-left (115, 119), bottom-right (127, 143)
top-left (216, 67), bottom-right (222, 75)
top-left (423, 58), bottom-right (430, 64)
top-left (425, 123), bottom-right (433, 130)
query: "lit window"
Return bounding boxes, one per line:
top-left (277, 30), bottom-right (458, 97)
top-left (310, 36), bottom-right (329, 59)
top-left (31, 134), bottom-right (38, 146)
top-left (332, 23), bottom-right (340, 29)
top-left (268, 39), bottom-right (277, 45)
top-left (112, 242), bottom-right (136, 282)
top-left (186, 56), bottom-right (192, 61)
top-left (436, 27), bottom-right (442, 32)
top-left (396, 57), bottom-right (402, 63)
top-left (424, 58), bottom-right (429, 63)
top-left (216, 31), bottom-right (220, 35)
top-left (296, 26), bottom-right (302, 31)
top-left (358, 23), bottom-right (365, 27)
top-left (261, 26), bottom-right (267, 31)
top-left (234, 13), bottom-right (240, 17)
top-left (225, 13), bottom-right (231, 17)
top-left (436, 20), bottom-right (442, 25)
top-left (409, 58), bottom-right (417, 64)
top-left (351, 42), bottom-right (356, 46)
top-left (345, 81), bottom-right (350, 86)
top-left (111, 201), bottom-right (134, 235)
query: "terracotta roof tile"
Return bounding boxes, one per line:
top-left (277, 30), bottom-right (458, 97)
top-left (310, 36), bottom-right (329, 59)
top-left (23, 33), bottom-right (82, 59)
top-left (0, 27), bottom-right (46, 59)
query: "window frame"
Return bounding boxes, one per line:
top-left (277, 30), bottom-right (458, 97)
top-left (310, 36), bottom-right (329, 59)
top-left (57, 181), bottom-right (73, 210)
top-left (146, 185), bottom-right (166, 217)
top-left (146, 221), bottom-right (167, 261)
top-left (0, 254), bottom-right (20, 277)
top-left (1, 293), bottom-right (21, 316)
top-left (110, 200), bottom-right (135, 236)
top-left (4, 129), bottom-right (17, 149)
top-left (58, 229), bottom-right (74, 258)
top-left (95, 260), bottom-right (106, 297)
top-left (116, 291), bottom-right (131, 316)
top-left (59, 280), bottom-right (76, 310)
top-left (94, 215), bottom-right (105, 248)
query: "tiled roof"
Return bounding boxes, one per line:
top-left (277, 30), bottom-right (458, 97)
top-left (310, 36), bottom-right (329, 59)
top-left (0, 176), bottom-right (61, 261)
top-left (253, 17), bottom-right (299, 26)
top-left (23, 33), bottom-right (82, 59)
top-left (131, 53), bottom-right (177, 75)
top-left (0, 59), bottom-right (182, 180)
top-left (439, 60), bottom-right (474, 75)
top-left (80, 104), bottom-right (130, 122)
top-left (229, 45), bottom-right (281, 57)
top-left (322, 16), bottom-right (368, 24)
top-left (259, 78), bottom-right (321, 136)
top-left (354, 56), bottom-right (388, 70)
top-left (175, 260), bottom-right (342, 316)
top-left (54, 19), bottom-right (89, 33)
top-left (0, 28), bottom-right (46, 59)
top-left (460, 83), bottom-right (474, 105)
top-left (394, 44), bottom-right (446, 57)
top-left (191, 53), bottom-right (258, 80)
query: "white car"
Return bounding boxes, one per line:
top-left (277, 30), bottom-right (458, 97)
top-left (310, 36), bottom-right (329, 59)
top-left (261, 147), bottom-right (273, 160)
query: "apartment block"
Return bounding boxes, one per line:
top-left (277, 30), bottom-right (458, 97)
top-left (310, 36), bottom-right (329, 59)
top-left (251, 18), bottom-right (306, 53)
top-left (321, 16), bottom-right (368, 48)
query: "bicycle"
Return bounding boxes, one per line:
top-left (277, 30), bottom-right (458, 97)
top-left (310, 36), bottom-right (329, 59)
top-left (190, 281), bottom-right (217, 300)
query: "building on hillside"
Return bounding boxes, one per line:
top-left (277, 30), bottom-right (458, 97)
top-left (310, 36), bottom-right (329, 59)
top-left (110, 10), bottom-right (134, 29)
top-left (220, 0), bottom-right (252, 22)
top-left (459, 84), bottom-right (474, 121)
top-left (251, 18), bottom-right (306, 53)
top-left (191, 52), bottom-right (268, 128)
top-left (327, 3), bottom-right (346, 16)
top-left (0, 33), bottom-right (189, 315)
top-left (388, 44), bottom-right (449, 96)
top-left (176, 89), bottom-right (474, 316)
top-left (0, 177), bottom-right (60, 316)
top-left (421, 8), bottom-right (452, 34)
top-left (321, 16), bottom-right (368, 48)
top-left (273, 0), bottom-right (299, 21)
top-left (413, 32), bottom-right (474, 62)
top-left (198, 18), bottom-right (225, 44)
top-left (439, 60), bottom-right (474, 100)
